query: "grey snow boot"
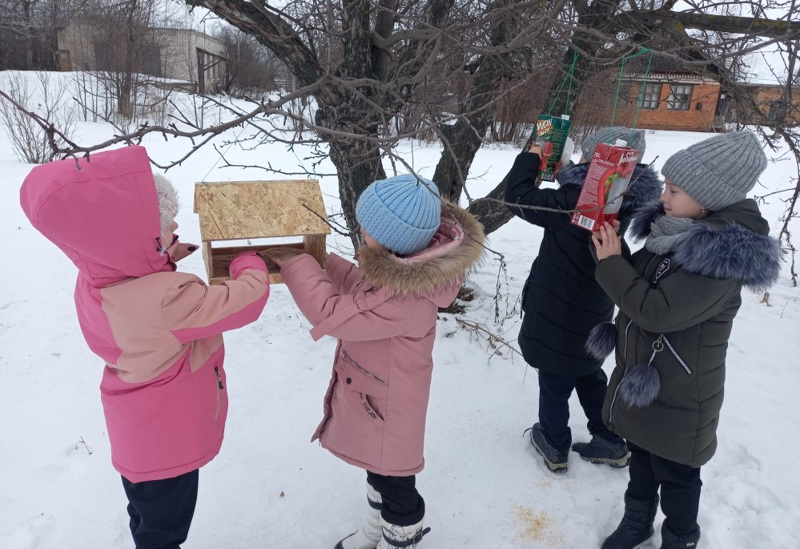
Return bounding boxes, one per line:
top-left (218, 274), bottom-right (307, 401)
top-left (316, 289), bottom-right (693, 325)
top-left (335, 482), bottom-right (383, 549)
top-left (527, 423), bottom-right (569, 474)
top-left (660, 524), bottom-right (701, 549)
top-left (601, 492), bottom-right (660, 549)
top-left (571, 434), bottom-right (631, 467)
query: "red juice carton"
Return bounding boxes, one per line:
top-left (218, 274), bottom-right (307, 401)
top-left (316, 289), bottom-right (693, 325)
top-left (533, 114), bottom-right (572, 182)
top-left (571, 140), bottom-right (642, 232)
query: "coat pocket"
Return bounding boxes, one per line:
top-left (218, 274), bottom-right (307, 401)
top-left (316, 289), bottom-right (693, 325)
top-left (336, 350), bottom-right (388, 422)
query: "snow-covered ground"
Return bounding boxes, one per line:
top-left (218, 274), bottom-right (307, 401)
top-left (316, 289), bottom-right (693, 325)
top-left (1, 71), bottom-right (799, 548)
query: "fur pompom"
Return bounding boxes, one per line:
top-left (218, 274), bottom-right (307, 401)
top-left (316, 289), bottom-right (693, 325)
top-left (619, 362), bottom-right (661, 408)
top-left (585, 322), bottom-right (616, 360)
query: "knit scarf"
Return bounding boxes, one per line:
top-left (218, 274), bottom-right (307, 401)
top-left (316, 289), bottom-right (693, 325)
top-left (644, 215), bottom-right (695, 255)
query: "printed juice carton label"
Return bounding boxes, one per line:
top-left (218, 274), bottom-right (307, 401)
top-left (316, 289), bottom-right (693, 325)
top-left (533, 114), bottom-right (572, 182)
top-left (571, 141), bottom-right (641, 232)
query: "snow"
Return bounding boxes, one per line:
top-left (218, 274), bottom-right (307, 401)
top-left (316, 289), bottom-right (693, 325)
top-left (1, 72), bottom-right (799, 549)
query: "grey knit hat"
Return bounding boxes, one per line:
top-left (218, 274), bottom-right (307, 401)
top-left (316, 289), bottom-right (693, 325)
top-left (661, 131), bottom-right (767, 211)
top-left (580, 126), bottom-right (646, 160)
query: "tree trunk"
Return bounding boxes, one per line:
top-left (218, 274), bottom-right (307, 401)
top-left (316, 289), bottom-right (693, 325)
top-left (327, 136), bottom-right (386, 249)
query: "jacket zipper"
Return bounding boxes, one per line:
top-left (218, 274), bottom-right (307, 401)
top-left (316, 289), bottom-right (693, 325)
top-left (608, 319), bottom-right (633, 423)
top-left (214, 366), bottom-right (223, 420)
top-left (662, 336), bottom-right (692, 374)
top-left (341, 350), bottom-right (387, 385)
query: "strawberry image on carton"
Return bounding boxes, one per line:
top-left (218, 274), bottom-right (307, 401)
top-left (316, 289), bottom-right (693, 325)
top-left (533, 114), bottom-right (572, 182)
top-left (571, 140), bottom-right (642, 232)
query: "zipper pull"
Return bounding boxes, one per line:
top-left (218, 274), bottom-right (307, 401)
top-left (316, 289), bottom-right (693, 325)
top-left (214, 366), bottom-right (224, 389)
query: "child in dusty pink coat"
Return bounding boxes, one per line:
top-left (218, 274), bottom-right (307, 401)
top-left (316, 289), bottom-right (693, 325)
top-left (20, 146), bottom-right (270, 549)
top-left (269, 174), bottom-right (484, 549)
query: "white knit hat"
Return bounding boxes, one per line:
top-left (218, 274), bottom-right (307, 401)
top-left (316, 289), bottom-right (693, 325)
top-left (153, 174), bottom-right (179, 232)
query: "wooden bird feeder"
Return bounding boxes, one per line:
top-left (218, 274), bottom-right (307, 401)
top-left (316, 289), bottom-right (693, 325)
top-left (193, 180), bottom-right (330, 284)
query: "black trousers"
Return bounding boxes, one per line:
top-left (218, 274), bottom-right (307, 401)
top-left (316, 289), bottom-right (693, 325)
top-left (538, 369), bottom-right (622, 449)
top-left (366, 471), bottom-right (425, 527)
top-left (121, 469), bottom-right (199, 549)
top-left (627, 441), bottom-right (702, 536)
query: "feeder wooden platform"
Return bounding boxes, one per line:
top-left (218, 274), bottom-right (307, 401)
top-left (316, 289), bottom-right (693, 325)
top-left (193, 180), bottom-right (329, 284)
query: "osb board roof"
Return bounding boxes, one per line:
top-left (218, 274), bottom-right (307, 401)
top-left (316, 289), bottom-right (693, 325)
top-left (194, 180), bottom-right (331, 241)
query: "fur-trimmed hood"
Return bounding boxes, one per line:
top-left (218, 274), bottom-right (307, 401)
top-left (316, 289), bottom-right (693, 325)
top-left (630, 199), bottom-right (782, 290)
top-left (356, 201), bottom-right (485, 303)
top-left (556, 162), bottom-right (663, 215)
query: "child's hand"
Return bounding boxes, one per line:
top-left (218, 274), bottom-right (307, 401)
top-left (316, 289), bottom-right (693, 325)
top-left (168, 241), bottom-right (199, 262)
top-left (528, 143), bottom-right (543, 156)
top-left (262, 247), bottom-right (306, 267)
top-left (591, 222), bottom-right (622, 260)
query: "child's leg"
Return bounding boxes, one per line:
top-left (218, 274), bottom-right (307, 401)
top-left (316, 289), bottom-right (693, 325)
top-left (574, 369), bottom-right (624, 443)
top-left (648, 453), bottom-right (702, 536)
top-left (627, 441), bottom-right (659, 500)
top-left (601, 443), bottom-right (659, 548)
top-left (365, 472), bottom-right (423, 527)
top-left (537, 370), bottom-right (575, 449)
top-left (121, 469), bottom-right (199, 549)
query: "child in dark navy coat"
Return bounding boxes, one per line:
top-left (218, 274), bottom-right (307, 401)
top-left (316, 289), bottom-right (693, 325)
top-left (505, 127), bottom-right (662, 474)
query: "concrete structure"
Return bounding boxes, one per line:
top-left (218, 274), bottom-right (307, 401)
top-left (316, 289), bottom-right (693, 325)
top-left (57, 24), bottom-right (226, 94)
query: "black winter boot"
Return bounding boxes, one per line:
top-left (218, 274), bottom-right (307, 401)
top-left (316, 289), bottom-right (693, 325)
top-left (527, 423), bottom-right (569, 474)
top-left (572, 435), bottom-right (631, 468)
top-left (660, 523), bottom-right (700, 548)
top-left (601, 492), bottom-right (660, 549)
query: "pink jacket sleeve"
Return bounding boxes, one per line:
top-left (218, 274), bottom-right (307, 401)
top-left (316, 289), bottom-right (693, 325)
top-left (163, 252), bottom-right (270, 343)
top-left (324, 253), bottom-right (362, 293)
top-left (281, 254), bottom-right (420, 342)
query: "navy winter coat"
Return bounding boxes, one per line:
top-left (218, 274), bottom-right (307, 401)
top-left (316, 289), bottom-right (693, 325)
top-left (504, 154), bottom-right (662, 377)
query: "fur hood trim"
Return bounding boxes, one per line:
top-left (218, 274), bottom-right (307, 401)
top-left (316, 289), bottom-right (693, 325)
top-left (630, 200), bottom-right (782, 290)
top-left (556, 162), bottom-right (662, 214)
top-left (357, 201), bottom-right (485, 296)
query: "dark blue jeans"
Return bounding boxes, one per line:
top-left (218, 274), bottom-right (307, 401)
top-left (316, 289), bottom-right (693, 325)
top-left (366, 471), bottom-right (424, 526)
top-left (121, 469), bottom-right (199, 549)
top-left (627, 441), bottom-right (702, 536)
top-left (538, 369), bottom-right (622, 449)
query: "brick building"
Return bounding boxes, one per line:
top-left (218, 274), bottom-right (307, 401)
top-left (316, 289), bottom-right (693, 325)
top-left (733, 82), bottom-right (800, 126)
top-left (572, 71), bottom-right (723, 133)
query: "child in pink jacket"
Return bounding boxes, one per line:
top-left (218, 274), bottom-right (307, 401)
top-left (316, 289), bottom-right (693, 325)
top-left (20, 146), bottom-right (270, 549)
top-left (270, 174), bottom-right (484, 549)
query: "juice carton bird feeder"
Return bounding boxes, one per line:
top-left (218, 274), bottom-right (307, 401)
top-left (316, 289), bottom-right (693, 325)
top-left (193, 180), bottom-right (330, 284)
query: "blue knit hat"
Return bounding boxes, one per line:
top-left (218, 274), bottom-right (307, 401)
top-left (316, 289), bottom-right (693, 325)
top-left (356, 174), bottom-right (441, 255)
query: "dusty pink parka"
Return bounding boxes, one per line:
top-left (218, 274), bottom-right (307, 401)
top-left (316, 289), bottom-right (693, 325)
top-left (20, 146), bottom-right (269, 482)
top-left (281, 204), bottom-right (484, 476)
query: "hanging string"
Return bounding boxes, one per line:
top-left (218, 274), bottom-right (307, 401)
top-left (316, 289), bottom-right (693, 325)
top-left (546, 50), bottom-right (580, 116)
top-left (608, 47), bottom-right (651, 145)
top-left (630, 51), bottom-right (654, 139)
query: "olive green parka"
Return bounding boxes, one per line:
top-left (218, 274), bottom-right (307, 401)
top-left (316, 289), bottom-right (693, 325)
top-left (594, 199), bottom-right (781, 467)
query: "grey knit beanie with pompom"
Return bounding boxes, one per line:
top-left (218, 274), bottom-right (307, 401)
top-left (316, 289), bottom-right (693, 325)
top-left (661, 131), bottom-right (767, 211)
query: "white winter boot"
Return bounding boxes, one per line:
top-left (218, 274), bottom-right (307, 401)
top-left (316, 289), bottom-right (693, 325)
top-left (335, 482), bottom-right (383, 549)
top-left (376, 517), bottom-right (431, 549)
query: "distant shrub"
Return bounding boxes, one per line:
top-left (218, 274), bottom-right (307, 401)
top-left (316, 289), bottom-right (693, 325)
top-left (0, 72), bottom-right (78, 164)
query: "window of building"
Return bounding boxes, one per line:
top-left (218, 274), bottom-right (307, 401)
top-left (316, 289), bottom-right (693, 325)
top-left (768, 100), bottom-right (787, 123)
top-left (667, 85), bottom-right (693, 110)
top-left (639, 83), bottom-right (661, 109)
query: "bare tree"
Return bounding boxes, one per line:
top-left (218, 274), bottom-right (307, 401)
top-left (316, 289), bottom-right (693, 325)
top-left (213, 24), bottom-right (288, 95)
top-left (3, 0), bottom-right (799, 256)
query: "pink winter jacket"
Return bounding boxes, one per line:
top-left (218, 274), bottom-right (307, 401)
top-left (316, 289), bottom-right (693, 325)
top-left (281, 204), bottom-right (484, 475)
top-left (20, 146), bottom-right (269, 482)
